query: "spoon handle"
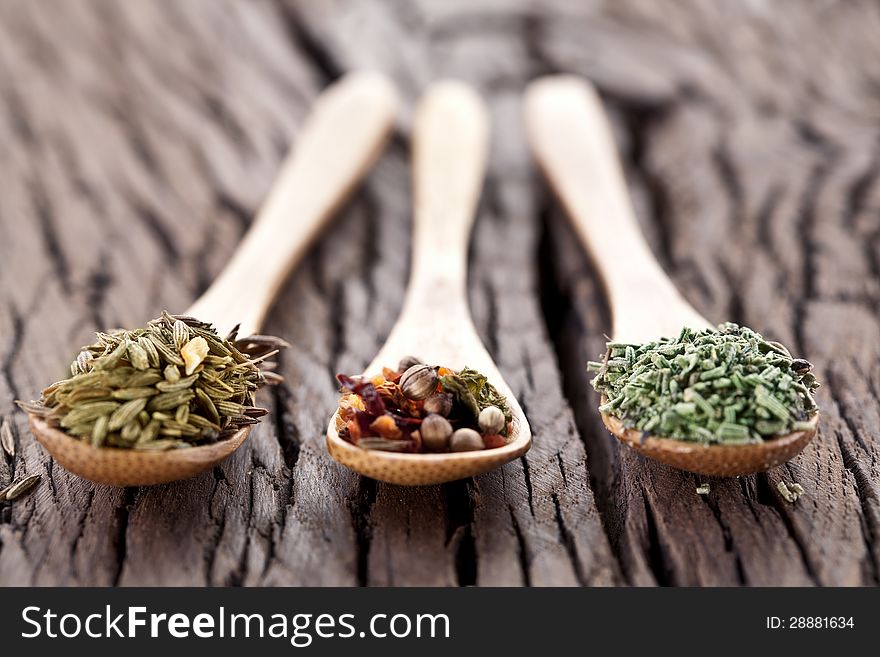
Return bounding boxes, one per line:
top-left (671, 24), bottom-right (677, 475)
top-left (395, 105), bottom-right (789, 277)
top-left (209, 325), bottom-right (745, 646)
top-left (366, 81), bottom-right (490, 372)
top-left (410, 81), bottom-right (489, 309)
top-left (186, 71), bottom-right (398, 337)
top-left (524, 75), bottom-right (710, 344)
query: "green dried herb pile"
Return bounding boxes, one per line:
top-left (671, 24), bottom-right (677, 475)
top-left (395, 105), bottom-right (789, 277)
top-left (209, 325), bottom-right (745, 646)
top-left (588, 322), bottom-right (819, 444)
top-left (19, 312), bottom-right (286, 450)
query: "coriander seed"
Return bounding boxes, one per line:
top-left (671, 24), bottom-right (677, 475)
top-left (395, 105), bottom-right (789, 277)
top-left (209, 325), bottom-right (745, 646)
top-left (478, 406), bottom-right (506, 434)
top-left (421, 414), bottom-right (453, 450)
top-left (450, 428), bottom-right (484, 452)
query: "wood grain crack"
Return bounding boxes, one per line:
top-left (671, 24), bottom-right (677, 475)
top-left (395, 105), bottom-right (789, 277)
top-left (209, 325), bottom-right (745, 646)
top-left (1, 307), bottom-right (23, 403)
top-left (700, 491), bottom-right (747, 585)
top-left (519, 455), bottom-right (535, 517)
top-left (754, 472), bottom-right (821, 585)
top-left (833, 430), bottom-right (880, 585)
top-left (31, 179), bottom-right (70, 294)
top-left (272, 381), bottom-right (302, 475)
top-left (551, 492), bottom-right (586, 586)
top-left (641, 492), bottom-right (669, 585)
top-left (274, 0), bottom-right (343, 83)
top-left (444, 480), bottom-right (477, 586)
top-left (204, 466), bottom-right (230, 585)
top-left (112, 488), bottom-right (136, 586)
top-left (86, 252), bottom-right (113, 331)
top-left (843, 149), bottom-right (879, 231)
top-left (127, 198), bottom-right (180, 266)
top-left (351, 477), bottom-right (377, 587)
top-left (508, 505), bottom-right (531, 586)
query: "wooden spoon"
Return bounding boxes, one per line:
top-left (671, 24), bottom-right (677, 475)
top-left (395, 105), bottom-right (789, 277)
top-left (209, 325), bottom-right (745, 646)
top-left (27, 71), bottom-right (398, 487)
top-left (524, 75), bottom-right (818, 477)
top-left (325, 81), bottom-right (532, 486)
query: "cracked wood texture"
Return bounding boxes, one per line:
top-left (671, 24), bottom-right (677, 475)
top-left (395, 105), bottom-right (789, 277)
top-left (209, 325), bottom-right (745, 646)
top-left (0, 0), bottom-right (878, 586)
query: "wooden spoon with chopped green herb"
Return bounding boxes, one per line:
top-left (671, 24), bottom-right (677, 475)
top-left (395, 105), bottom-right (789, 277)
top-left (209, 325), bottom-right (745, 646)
top-left (525, 75), bottom-right (818, 476)
top-left (325, 81), bottom-right (532, 485)
top-left (20, 71), bottom-right (398, 486)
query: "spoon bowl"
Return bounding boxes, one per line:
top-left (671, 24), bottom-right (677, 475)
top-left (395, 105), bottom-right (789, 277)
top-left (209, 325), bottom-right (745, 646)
top-left (30, 416), bottom-right (250, 486)
top-left (325, 81), bottom-right (531, 485)
top-left (525, 75), bottom-right (819, 476)
top-left (327, 379), bottom-right (530, 486)
top-left (326, 435), bottom-right (530, 487)
top-left (600, 401), bottom-right (818, 477)
top-left (327, 347), bottom-right (531, 486)
top-left (24, 71), bottom-right (398, 486)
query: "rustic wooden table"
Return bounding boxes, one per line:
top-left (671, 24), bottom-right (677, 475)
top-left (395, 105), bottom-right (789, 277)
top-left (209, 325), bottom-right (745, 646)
top-left (1, 0), bottom-right (878, 586)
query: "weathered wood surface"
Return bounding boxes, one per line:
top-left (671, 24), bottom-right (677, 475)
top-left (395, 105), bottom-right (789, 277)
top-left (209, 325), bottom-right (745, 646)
top-left (0, 0), bottom-right (878, 586)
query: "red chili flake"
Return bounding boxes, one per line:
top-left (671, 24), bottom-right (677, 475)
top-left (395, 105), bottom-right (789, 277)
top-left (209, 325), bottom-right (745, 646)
top-left (388, 412), bottom-right (422, 428)
top-left (337, 375), bottom-right (386, 415)
top-left (382, 367), bottom-right (402, 383)
top-left (482, 434), bottom-right (507, 449)
top-left (361, 386), bottom-right (386, 416)
top-left (377, 383), bottom-right (420, 417)
top-left (337, 374), bottom-right (362, 391)
top-left (354, 411), bottom-right (376, 436)
top-left (345, 419), bottom-right (361, 441)
top-left (370, 415), bottom-right (403, 439)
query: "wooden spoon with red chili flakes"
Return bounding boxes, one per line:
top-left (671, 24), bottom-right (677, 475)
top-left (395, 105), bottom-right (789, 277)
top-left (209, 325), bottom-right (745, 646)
top-left (325, 81), bottom-right (532, 486)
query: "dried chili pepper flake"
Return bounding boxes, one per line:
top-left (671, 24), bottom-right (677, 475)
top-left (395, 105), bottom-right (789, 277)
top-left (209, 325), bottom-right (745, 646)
top-left (482, 434), bottom-right (508, 449)
top-left (339, 393), bottom-right (365, 416)
top-left (336, 374), bottom-right (363, 391)
top-left (388, 412), bottom-right (422, 427)
top-left (370, 414), bottom-right (403, 439)
top-left (354, 411), bottom-right (375, 435)
top-left (345, 419), bottom-right (361, 441)
top-left (382, 367), bottom-right (402, 383)
top-left (357, 384), bottom-right (386, 416)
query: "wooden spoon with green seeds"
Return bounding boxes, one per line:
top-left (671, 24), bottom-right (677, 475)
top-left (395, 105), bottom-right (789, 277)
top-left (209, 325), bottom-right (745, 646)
top-left (524, 75), bottom-right (818, 476)
top-left (23, 71), bottom-right (398, 487)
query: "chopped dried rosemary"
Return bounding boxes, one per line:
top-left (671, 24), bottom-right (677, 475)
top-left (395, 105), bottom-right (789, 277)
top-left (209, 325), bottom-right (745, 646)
top-left (18, 312), bottom-right (286, 451)
top-left (588, 323), bottom-right (819, 445)
top-left (777, 481), bottom-right (805, 503)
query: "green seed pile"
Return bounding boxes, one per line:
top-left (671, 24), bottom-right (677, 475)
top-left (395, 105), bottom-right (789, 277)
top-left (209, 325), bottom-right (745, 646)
top-left (588, 323), bottom-right (819, 444)
top-left (20, 312), bottom-right (286, 450)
